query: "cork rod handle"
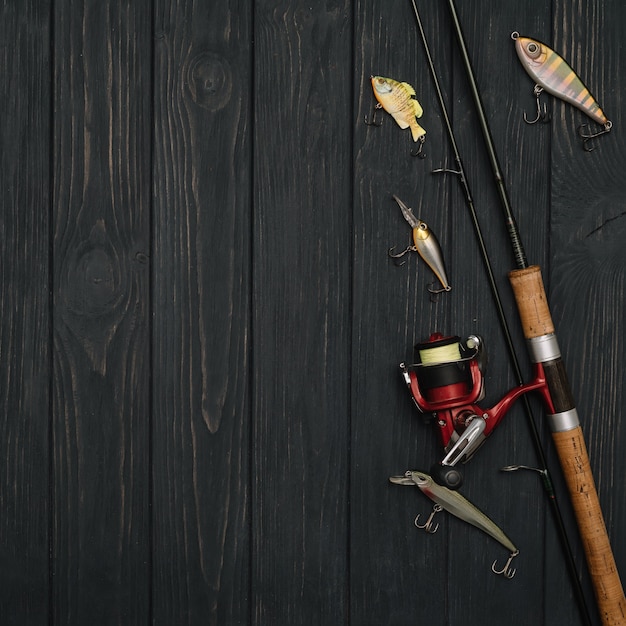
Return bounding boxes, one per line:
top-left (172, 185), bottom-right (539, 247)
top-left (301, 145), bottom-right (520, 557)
top-left (509, 266), bottom-right (626, 625)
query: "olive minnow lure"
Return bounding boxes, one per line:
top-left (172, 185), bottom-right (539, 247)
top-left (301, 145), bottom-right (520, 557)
top-left (512, 32), bottom-right (612, 150)
top-left (365, 75), bottom-right (426, 157)
top-left (390, 470), bottom-right (519, 578)
top-left (389, 195), bottom-right (451, 295)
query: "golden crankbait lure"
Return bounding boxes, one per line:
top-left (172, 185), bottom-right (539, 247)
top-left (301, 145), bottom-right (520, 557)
top-left (389, 195), bottom-right (451, 295)
top-left (366, 75), bottom-right (426, 156)
top-left (512, 32), bottom-right (612, 149)
top-left (389, 470), bottom-right (519, 578)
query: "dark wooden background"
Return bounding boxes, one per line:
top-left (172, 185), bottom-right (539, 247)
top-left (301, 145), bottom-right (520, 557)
top-left (2, 0), bottom-right (625, 624)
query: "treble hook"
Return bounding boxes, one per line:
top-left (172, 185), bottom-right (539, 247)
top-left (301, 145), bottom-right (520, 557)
top-left (524, 85), bottom-right (550, 125)
top-left (388, 244), bottom-right (416, 266)
top-left (410, 135), bottom-right (427, 159)
top-left (491, 550), bottom-right (519, 579)
top-left (578, 120), bottom-right (612, 152)
top-left (364, 102), bottom-right (383, 126)
top-left (414, 503), bottom-right (443, 533)
top-left (427, 282), bottom-right (452, 303)
top-left (427, 282), bottom-right (452, 294)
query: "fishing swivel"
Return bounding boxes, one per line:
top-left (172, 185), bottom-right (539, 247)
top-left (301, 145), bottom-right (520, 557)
top-left (524, 85), bottom-right (550, 125)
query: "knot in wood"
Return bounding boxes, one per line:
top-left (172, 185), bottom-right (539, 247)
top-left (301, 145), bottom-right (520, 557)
top-left (187, 52), bottom-right (232, 112)
top-left (62, 221), bottom-right (123, 318)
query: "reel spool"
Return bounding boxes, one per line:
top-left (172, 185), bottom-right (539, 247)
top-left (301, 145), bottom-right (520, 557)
top-left (408, 333), bottom-right (485, 411)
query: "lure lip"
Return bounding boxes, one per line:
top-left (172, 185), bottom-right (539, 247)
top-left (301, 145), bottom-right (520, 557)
top-left (388, 473), bottom-right (416, 486)
top-left (392, 194), bottom-right (420, 229)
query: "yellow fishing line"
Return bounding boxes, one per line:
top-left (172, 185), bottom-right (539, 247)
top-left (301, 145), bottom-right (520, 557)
top-left (419, 342), bottom-right (461, 365)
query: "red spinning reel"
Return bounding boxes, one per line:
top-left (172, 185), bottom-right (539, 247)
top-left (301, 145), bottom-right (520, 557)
top-left (401, 332), bottom-right (554, 489)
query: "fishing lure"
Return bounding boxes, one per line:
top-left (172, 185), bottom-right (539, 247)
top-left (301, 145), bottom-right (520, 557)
top-left (365, 75), bottom-right (426, 156)
top-left (389, 470), bottom-right (519, 578)
top-left (389, 195), bottom-right (451, 294)
top-left (512, 32), bottom-right (612, 149)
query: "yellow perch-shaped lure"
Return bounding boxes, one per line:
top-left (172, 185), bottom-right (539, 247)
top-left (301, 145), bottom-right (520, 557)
top-left (512, 32), bottom-right (610, 127)
top-left (371, 75), bottom-right (426, 142)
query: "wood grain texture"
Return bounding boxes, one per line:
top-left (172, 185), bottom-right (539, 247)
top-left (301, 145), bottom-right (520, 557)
top-left (51, 2), bottom-right (151, 622)
top-left (413, 1), bottom-right (548, 623)
top-left (151, 2), bottom-right (251, 624)
top-left (252, 1), bottom-right (352, 623)
top-left (0, 2), bottom-right (51, 624)
top-left (2, 1), bottom-right (626, 624)
top-left (352, 2), bottom-right (454, 624)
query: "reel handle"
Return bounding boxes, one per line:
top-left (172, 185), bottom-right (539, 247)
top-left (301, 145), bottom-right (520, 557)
top-left (509, 265), bottom-right (626, 625)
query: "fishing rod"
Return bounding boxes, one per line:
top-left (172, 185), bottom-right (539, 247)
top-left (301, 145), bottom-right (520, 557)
top-left (407, 1), bottom-right (595, 624)
top-left (440, 0), bottom-right (626, 623)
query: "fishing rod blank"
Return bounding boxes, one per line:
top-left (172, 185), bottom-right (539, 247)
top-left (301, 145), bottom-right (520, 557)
top-left (443, 0), bottom-right (626, 623)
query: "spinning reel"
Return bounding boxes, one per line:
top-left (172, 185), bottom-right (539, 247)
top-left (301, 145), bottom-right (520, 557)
top-left (401, 332), bottom-right (553, 490)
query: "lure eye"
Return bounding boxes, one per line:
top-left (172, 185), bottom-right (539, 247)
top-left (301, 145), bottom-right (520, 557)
top-left (525, 41), bottom-right (541, 58)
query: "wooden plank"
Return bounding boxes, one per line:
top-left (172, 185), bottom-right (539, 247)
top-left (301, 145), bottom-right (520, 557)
top-left (351, 1), bottom-right (453, 623)
top-left (546, 1), bottom-right (626, 624)
top-left (151, 2), bottom-right (251, 624)
top-left (0, 2), bottom-right (51, 623)
top-left (445, 1), bottom-right (553, 624)
top-left (251, 1), bottom-right (352, 623)
top-left (2, 2), bottom-right (623, 625)
top-left (50, 2), bottom-right (151, 622)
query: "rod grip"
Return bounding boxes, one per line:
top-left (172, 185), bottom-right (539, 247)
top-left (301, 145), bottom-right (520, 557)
top-left (509, 265), bottom-right (626, 625)
top-left (552, 427), bottom-right (626, 625)
top-left (508, 265), bottom-right (554, 338)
